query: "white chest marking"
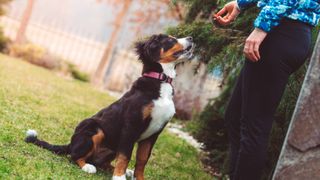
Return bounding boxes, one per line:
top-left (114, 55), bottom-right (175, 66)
top-left (138, 83), bottom-right (175, 141)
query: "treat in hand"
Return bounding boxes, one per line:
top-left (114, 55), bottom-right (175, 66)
top-left (213, 1), bottom-right (240, 26)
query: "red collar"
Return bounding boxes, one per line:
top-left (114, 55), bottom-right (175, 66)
top-left (143, 72), bottom-right (173, 84)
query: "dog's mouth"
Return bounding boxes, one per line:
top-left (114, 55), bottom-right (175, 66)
top-left (172, 43), bottom-right (195, 60)
top-left (184, 43), bottom-right (195, 59)
top-left (185, 45), bottom-right (192, 51)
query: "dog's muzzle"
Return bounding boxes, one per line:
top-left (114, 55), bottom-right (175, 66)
top-left (185, 43), bottom-right (195, 59)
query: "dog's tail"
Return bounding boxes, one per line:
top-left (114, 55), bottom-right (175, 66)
top-left (25, 129), bottom-right (70, 155)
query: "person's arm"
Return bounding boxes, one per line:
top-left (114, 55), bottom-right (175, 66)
top-left (214, 0), bottom-right (299, 62)
top-left (241, 0), bottom-right (299, 61)
top-left (236, 0), bottom-right (259, 11)
top-left (254, 0), bottom-right (299, 32)
top-left (213, 0), bottom-right (265, 61)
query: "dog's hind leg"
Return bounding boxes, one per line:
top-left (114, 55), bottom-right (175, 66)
top-left (76, 158), bottom-right (97, 174)
top-left (71, 129), bottom-right (105, 174)
top-left (102, 152), bottom-right (116, 172)
top-left (90, 147), bottom-right (116, 172)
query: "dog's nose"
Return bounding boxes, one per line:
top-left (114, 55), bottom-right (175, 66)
top-left (186, 36), bottom-right (193, 42)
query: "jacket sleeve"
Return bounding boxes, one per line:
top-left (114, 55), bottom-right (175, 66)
top-left (236, 0), bottom-right (259, 10)
top-left (253, 0), bottom-right (299, 32)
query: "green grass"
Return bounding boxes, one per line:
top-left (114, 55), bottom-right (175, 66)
top-left (0, 54), bottom-right (212, 180)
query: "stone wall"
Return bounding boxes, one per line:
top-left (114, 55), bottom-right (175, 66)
top-left (272, 34), bottom-right (320, 179)
top-left (173, 61), bottom-right (221, 120)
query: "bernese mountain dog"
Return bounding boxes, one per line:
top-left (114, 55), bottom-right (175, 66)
top-left (25, 34), bottom-right (194, 180)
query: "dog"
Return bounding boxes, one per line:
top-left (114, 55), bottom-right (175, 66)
top-left (25, 34), bottom-right (194, 180)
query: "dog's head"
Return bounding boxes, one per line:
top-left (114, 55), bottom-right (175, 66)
top-left (135, 34), bottom-right (194, 74)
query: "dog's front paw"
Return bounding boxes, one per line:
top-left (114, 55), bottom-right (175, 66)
top-left (82, 163), bottom-right (97, 174)
top-left (111, 169), bottom-right (134, 180)
top-left (112, 174), bottom-right (126, 180)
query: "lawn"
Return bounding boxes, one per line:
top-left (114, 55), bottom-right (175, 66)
top-left (0, 54), bottom-right (212, 180)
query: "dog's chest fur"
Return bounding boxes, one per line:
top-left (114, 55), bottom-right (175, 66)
top-left (138, 83), bottom-right (175, 141)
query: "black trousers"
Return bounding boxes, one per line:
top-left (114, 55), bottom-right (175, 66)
top-left (225, 19), bottom-right (312, 180)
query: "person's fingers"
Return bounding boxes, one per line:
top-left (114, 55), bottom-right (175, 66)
top-left (228, 9), bottom-right (239, 22)
top-left (253, 41), bottom-right (261, 60)
top-left (222, 12), bottom-right (232, 22)
top-left (215, 16), bottom-right (232, 26)
top-left (212, 14), bottom-right (217, 19)
top-left (243, 28), bottom-right (267, 62)
top-left (251, 46), bottom-right (259, 61)
top-left (243, 41), bottom-right (251, 60)
top-left (215, 16), bottom-right (228, 25)
top-left (216, 7), bottom-right (227, 16)
top-left (215, 10), bottom-right (238, 25)
top-left (245, 40), bottom-right (256, 61)
top-left (214, 1), bottom-right (240, 25)
top-left (249, 41), bottom-right (258, 61)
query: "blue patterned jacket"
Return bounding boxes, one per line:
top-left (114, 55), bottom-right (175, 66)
top-left (237, 0), bottom-right (320, 32)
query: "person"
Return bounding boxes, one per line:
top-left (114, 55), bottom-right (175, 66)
top-left (213, 0), bottom-right (320, 179)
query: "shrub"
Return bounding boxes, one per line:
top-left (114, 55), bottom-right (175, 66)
top-left (9, 43), bottom-right (59, 70)
top-left (0, 28), bottom-right (9, 51)
top-left (9, 43), bottom-right (90, 82)
top-left (0, 0), bottom-right (11, 51)
top-left (68, 63), bottom-right (90, 82)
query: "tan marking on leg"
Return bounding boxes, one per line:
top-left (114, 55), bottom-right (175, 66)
top-left (92, 129), bottom-right (104, 149)
top-left (142, 103), bottom-right (154, 120)
top-left (75, 147), bottom-right (94, 169)
top-left (76, 159), bottom-right (86, 168)
top-left (75, 129), bottom-right (105, 169)
top-left (134, 141), bottom-right (153, 180)
top-left (113, 153), bottom-right (129, 176)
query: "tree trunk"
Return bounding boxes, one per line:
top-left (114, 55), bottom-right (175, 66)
top-left (94, 0), bottom-right (132, 85)
top-left (15, 0), bottom-right (35, 44)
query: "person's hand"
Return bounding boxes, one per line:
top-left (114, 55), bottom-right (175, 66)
top-left (213, 1), bottom-right (240, 26)
top-left (244, 28), bottom-right (267, 62)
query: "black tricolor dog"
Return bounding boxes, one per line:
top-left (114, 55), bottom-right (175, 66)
top-left (25, 34), bottom-right (194, 180)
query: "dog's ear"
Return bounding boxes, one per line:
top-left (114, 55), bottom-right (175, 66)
top-left (135, 40), bottom-right (147, 62)
top-left (135, 35), bottom-right (162, 63)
